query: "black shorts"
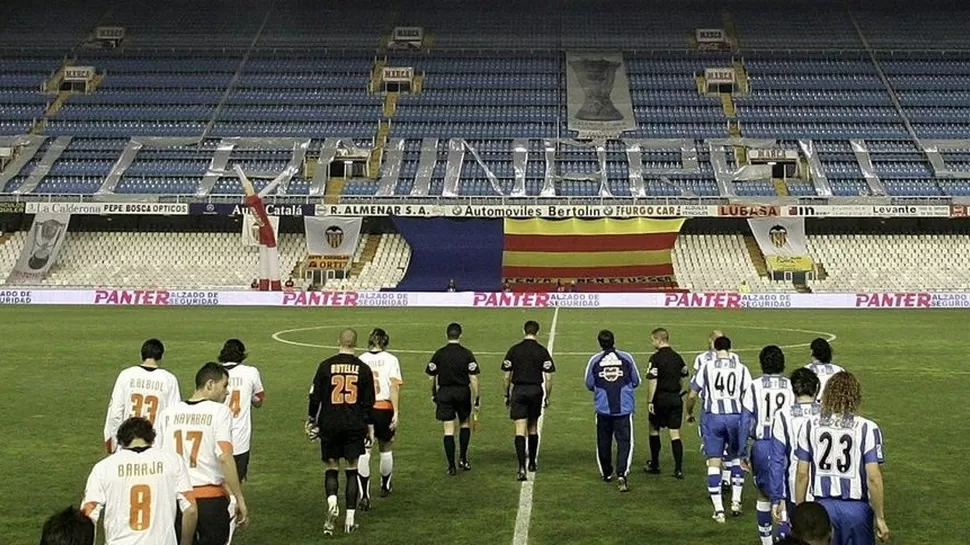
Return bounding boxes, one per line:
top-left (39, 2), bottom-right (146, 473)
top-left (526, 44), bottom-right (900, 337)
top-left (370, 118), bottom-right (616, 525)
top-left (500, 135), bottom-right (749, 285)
top-left (319, 427), bottom-right (367, 462)
top-left (176, 495), bottom-right (229, 545)
top-left (371, 408), bottom-right (396, 443)
top-left (233, 451), bottom-right (250, 481)
top-left (436, 386), bottom-right (472, 422)
top-left (649, 401), bottom-right (684, 430)
top-left (509, 384), bottom-right (544, 421)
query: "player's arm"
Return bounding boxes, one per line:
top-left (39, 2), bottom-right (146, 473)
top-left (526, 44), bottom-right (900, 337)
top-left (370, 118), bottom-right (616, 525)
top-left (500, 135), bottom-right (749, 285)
top-left (793, 422), bottom-right (812, 504)
top-left (174, 457), bottom-right (198, 545)
top-left (102, 377), bottom-right (125, 452)
top-left (80, 466), bottom-right (105, 524)
top-left (542, 349), bottom-right (556, 405)
top-left (252, 369), bottom-right (265, 409)
top-left (795, 461), bottom-right (810, 504)
top-left (768, 415), bottom-right (788, 518)
top-left (867, 463), bottom-right (889, 541)
top-left (467, 352), bottom-right (481, 408)
top-left (543, 370), bottom-right (553, 406)
top-left (425, 354), bottom-right (440, 402)
top-left (361, 364), bottom-right (376, 411)
top-left (685, 369), bottom-right (703, 423)
top-left (216, 410), bottom-right (248, 526)
top-left (584, 355), bottom-right (596, 391)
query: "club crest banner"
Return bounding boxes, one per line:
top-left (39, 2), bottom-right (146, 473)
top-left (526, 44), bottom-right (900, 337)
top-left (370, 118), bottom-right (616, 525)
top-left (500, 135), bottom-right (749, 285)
top-left (566, 51), bottom-right (637, 138)
top-left (748, 217), bottom-right (814, 272)
top-left (241, 214), bottom-right (279, 247)
top-left (304, 216), bottom-right (362, 256)
top-left (8, 212), bottom-right (72, 282)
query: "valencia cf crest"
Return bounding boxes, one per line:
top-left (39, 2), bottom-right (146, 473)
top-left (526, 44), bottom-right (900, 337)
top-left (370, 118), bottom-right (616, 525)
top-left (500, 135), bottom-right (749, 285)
top-left (768, 225), bottom-right (788, 248)
top-left (325, 226), bottom-right (344, 249)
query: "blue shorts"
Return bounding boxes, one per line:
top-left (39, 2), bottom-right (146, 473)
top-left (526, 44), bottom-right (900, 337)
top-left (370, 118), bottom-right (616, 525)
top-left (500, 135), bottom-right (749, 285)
top-left (818, 499), bottom-right (875, 545)
top-left (751, 440), bottom-right (772, 494)
top-left (700, 413), bottom-right (742, 459)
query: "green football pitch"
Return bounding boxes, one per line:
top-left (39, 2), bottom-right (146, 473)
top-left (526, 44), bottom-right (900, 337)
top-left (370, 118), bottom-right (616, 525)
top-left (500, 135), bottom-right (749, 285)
top-left (2, 306), bottom-right (968, 545)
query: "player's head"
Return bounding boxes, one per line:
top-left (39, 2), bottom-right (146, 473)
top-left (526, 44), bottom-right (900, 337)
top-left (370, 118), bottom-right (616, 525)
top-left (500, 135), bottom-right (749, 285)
top-left (368, 328), bottom-right (390, 350)
top-left (759, 345), bottom-right (785, 375)
top-left (116, 416), bottom-right (156, 449)
top-left (218, 338), bottom-right (247, 364)
top-left (339, 328), bottom-right (358, 350)
top-left (140, 338), bottom-right (164, 362)
top-left (791, 501), bottom-right (832, 545)
top-left (446, 322), bottom-right (462, 341)
top-left (40, 506), bottom-right (95, 545)
top-left (821, 371), bottom-right (862, 417)
top-left (709, 330), bottom-right (724, 349)
top-left (810, 338), bottom-right (832, 363)
top-left (651, 328), bottom-right (669, 348)
top-left (194, 362), bottom-right (230, 403)
top-left (713, 336), bottom-right (731, 352)
top-left (523, 320), bottom-right (540, 337)
top-left (598, 329), bottom-right (615, 351)
top-left (790, 368), bottom-right (821, 399)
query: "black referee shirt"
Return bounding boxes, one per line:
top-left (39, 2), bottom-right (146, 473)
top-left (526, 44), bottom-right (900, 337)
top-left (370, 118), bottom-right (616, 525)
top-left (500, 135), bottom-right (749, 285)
top-left (647, 347), bottom-right (689, 404)
top-left (426, 342), bottom-right (479, 387)
top-left (501, 339), bottom-right (556, 385)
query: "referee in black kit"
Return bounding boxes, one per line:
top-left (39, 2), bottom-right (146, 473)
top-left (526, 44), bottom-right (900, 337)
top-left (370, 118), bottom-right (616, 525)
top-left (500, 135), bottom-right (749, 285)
top-left (426, 323), bottom-right (480, 475)
top-left (502, 320), bottom-right (556, 481)
top-left (645, 327), bottom-right (689, 479)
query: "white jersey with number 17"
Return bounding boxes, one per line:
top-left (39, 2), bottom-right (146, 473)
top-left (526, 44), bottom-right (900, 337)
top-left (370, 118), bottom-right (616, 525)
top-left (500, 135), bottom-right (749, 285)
top-left (156, 400), bottom-right (234, 490)
top-left (359, 350), bottom-right (403, 410)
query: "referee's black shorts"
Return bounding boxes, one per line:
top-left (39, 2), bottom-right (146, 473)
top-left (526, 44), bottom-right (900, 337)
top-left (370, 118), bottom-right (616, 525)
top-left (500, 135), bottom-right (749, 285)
top-left (436, 385), bottom-right (472, 422)
top-left (509, 384), bottom-right (544, 421)
top-left (649, 400), bottom-right (684, 430)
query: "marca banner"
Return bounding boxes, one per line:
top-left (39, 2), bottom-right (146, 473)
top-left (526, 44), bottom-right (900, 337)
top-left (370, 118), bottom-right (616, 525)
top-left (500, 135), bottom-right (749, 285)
top-left (241, 214), bottom-right (279, 247)
top-left (748, 217), bottom-right (814, 272)
top-left (502, 218), bottom-right (686, 289)
top-left (7, 212), bottom-right (71, 282)
top-left (566, 51), bottom-right (637, 137)
top-left (304, 216), bottom-right (362, 256)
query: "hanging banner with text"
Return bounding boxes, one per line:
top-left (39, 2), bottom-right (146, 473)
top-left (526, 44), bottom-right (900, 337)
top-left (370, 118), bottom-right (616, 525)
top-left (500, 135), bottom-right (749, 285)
top-left (7, 212), bottom-right (72, 282)
top-left (747, 217), bottom-right (815, 272)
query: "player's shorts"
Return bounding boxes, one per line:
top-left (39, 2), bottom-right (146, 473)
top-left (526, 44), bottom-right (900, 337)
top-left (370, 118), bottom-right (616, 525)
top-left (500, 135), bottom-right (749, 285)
top-left (319, 427), bottom-right (367, 462)
top-left (648, 400), bottom-right (683, 430)
top-left (818, 499), bottom-right (875, 545)
top-left (509, 384), bottom-right (544, 421)
top-left (435, 386), bottom-right (472, 422)
top-left (233, 451), bottom-right (250, 481)
top-left (700, 413), bottom-right (742, 459)
top-left (177, 495), bottom-right (230, 545)
top-left (371, 408), bottom-right (396, 443)
top-left (750, 440), bottom-right (772, 494)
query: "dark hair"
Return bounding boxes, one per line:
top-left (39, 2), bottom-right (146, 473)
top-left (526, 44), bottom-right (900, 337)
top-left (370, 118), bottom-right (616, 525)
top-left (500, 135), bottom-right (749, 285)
top-left (140, 338), bottom-right (164, 362)
top-left (792, 502), bottom-right (832, 543)
top-left (218, 339), bottom-right (247, 364)
top-left (759, 345), bottom-right (786, 375)
top-left (195, 362), bottom-right (229, 389)
top-left (598, 329), bottom-right (615, 351)
top-left (117, 416), bottom-right (156, 448)
top-left (810, 338), bottom-right (832, 363)
top-left (446, 322), bottom-right (462, 340)
top-left (524, 320), bottom-right (540, 336)
top-left (368, 328), bottom-right (390, 350)
top-left (40, 507), bottom-right (95, 545)
top-left (713, 336), bottom-right (731, 351)
top-left (790, 368), bottom-right (821, 398)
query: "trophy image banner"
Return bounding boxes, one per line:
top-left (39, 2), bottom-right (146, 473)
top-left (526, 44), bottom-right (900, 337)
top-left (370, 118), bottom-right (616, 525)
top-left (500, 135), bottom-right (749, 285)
top-left (566, 51), bottom-right (636, 136)
top-left (27, 218), bottom-right (67, 271)
top-left (569, 58), bottom-right (624, 122)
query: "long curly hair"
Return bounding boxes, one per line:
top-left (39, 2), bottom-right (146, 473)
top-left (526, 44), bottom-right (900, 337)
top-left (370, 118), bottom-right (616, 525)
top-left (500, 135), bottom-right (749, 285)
top-left (821, 371), bottom-right (862, 417)
top-left (368, 328), bottom-right (390, 350)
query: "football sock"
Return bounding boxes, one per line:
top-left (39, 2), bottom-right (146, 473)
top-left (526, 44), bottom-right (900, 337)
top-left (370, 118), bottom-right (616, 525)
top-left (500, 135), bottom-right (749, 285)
top-left (649, 435), bottom-right (661, 466)
top-left (357, 451), bottom-right (371, 499)
top-left (731, 460), bottom-right (744, 504)
top-left (345, 509), bottom-right (356, 529)
top-left (707, 466), bottom-right (724, 513)
top-left (757, 500), bottom-right (773, 545)
top-left (671, 439), bottom-right (684, 472)
top-left (459, 427), bottom-right (471, 460)
top-left (345, 470), bottom-right (359, 511)
top-left (380, 452), bottom-right (393, 489)
top-left (325, 470), bottom-right (339, 504)
top-left (527, 434), bottom-right (539, 466)
top-left (444, 435), bottom-right (456, 468)
top-left (514, 435), bottom-right (527, 469)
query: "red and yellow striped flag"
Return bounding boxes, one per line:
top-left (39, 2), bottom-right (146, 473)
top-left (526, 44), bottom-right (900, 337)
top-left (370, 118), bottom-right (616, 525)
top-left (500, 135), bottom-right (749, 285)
top-left (502, 218), bottom-right (686, 290)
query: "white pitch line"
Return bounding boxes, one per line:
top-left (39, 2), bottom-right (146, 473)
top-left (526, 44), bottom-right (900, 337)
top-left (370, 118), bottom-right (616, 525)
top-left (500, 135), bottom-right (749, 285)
top-left (512, 306), bottom-right (559, 545)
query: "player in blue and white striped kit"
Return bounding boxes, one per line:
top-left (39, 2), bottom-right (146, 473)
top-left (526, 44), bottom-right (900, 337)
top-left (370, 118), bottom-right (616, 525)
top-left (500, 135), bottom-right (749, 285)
top-left (743, 345), bottom-right (794, 545)
top-left (692, 330), bottom-right (740, 488)
top-left (686, 336), bottom-right (752, 523)
top-left (806, 338), bottom-right (845, 403)
top-left (769, 368), bottom-right (821, 541)
top-left (796, 371), bottom-right (889, 545)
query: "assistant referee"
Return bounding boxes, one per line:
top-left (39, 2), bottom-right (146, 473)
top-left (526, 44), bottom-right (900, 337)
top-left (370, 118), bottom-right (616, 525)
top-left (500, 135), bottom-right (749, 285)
top-left (645, 327), bottom-right (689, 479)
top-left (502, 320), bottom-right (556, 481)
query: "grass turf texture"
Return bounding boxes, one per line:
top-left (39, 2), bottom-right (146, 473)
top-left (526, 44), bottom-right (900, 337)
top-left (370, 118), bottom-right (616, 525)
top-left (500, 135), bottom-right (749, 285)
top-left (1, 306), bottom-right (968, 545)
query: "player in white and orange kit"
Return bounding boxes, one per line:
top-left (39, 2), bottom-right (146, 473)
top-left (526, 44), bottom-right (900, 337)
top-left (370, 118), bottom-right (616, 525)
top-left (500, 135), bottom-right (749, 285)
top-left (103, 339), bottom-right (181, 453)
top-left (82, 416), bottom-right (198, 545)
top-left (217, 339), bottom-right (265, 482)
top-left (157, 363), bottom-right (248, 545)
top-left (356, 328), bottom-right (403, 510)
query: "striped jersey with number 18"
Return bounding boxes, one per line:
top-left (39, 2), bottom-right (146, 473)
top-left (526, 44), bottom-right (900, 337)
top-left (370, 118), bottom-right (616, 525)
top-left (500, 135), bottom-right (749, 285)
top-left (746, 375), bottom-right (794, 440)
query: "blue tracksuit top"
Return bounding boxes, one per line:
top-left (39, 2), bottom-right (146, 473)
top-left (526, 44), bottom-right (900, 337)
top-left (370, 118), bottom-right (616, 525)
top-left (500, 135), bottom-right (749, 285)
top-left (585, 349), bottom-right (641, 416)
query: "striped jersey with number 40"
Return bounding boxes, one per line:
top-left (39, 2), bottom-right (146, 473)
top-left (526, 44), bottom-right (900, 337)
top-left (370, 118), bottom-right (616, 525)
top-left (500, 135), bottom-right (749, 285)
top-left (796, 414), bottom-right (885, 501)
top-left (746, 375), bottom-right (794, 440)
top-left (156, 400), bottom-right (234, 490)
top-left (81, 447), bottom-right (194, 545)
top-left (103, 367), bottom-right (181, 452)
top-left (691, 357), bottom-right (752, 415)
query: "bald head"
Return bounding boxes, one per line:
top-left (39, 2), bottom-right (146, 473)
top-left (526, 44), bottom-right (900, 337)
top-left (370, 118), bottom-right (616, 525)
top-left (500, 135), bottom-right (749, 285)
top-left (339, 328), bottom-right (358, 351)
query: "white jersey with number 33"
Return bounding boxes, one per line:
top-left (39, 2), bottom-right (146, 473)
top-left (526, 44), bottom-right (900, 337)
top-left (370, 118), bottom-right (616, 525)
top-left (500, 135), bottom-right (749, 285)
top-left (81, 447), bottom-right (194, 545)
top-left (156, 400), bottom-right (234, 489)
top-left (359, 350), bottom-right (403, 409)
top-left (104, 366), bottom-right (181, 452)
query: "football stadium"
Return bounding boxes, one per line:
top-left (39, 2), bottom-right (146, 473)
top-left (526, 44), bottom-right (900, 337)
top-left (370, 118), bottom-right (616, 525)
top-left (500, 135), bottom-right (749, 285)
top-left (2, 0), bottom-right (970, 544)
